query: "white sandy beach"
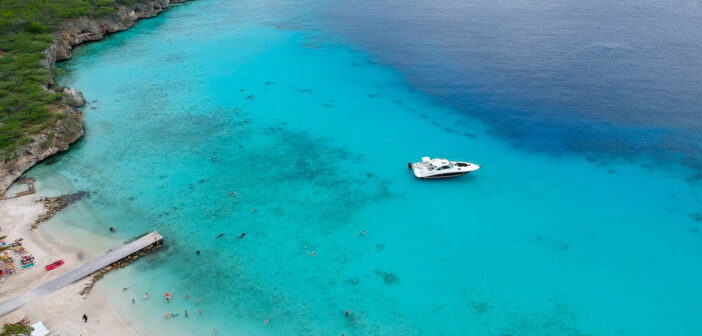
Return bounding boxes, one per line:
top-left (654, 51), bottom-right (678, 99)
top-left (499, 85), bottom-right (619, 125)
top-left (0, 182), bottom-right (136, 335)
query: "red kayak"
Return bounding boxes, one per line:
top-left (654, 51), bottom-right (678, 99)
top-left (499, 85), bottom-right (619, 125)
top-left (45, 259), bottom-right (64, 271)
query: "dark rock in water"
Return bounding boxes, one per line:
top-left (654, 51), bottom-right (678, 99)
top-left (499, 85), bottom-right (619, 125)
top-left (690, 213), bottom-right (702, 222)
top-left (34, 191), bottom-right (90, 228)
top-left (471, 301), bottom-right (493, 314)
top-left (44, 157), bottom-right (61, 166)
top-left (343, 277), bottom-right (360, 286)
top-left (245, 95), bottom-right (255, 100)
top-left (366, 173), bottom-right (373, 178)
top-left (374, 269), bottom-right (400, 284)
top-left (265, 81), bottom-right (275, 86)
top-left (198, 178), bottom-right (209, 184)
top-left (90, 106), bottom-right (97, 110)
top-left (92, 100), bottom-right (98, 103)
top-left (210, 156), bottom-right (221, 163)
top-left (375, 243), bottom-right (385, 251)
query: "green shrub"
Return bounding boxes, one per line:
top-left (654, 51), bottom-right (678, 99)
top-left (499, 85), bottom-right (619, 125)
top-left (0, 323), bottom-right (34, 336)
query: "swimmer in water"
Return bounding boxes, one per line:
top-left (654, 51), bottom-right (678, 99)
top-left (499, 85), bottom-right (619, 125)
top-left (345, 310), bottom-right (350, 317)
top-left (144, 293), bottom-right (149, 299)
top-left (361, 230), bottom-right (367, 235)
top-left (307, 251), bottom-right (316, 256)
top-left (164, 313), bottom-right (169, 319)
top-left (253, 207), bottom-right (257, 213)
top-left (263, 317), bottom-right (271, 325)
top-left (185, 294), bottom-right (190, 299)
top-left (185, 310), bottom-right (189, 318)
top-left (196, 250), bottom-right (200, 255)
top-left (216, 233), bottom-right (224, 239)
top-left (238, 232), bottom-right (246, 239)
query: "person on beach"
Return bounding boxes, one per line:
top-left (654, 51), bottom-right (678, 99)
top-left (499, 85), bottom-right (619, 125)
top-left (216, 233), bottom-right (224, 239)
top-left (238, 232), bottom-right (246, 239)
top-left (82, 314), bottom-right (88, 323)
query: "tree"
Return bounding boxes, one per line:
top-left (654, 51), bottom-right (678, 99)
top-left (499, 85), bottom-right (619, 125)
top-left (0, 323), bottom-right (34, 336)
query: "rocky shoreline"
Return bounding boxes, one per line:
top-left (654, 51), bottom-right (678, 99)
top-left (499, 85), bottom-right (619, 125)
top-left (0, 0), bottom-right (191, 195)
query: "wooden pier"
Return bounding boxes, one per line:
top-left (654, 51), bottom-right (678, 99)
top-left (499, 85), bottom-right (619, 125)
top-left (0, 178), bottom-right (35, 201)
top-left (0, 231), bottom-right (163, 316)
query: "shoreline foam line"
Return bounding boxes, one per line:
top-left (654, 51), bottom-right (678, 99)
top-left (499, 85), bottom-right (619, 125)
top-left (0, 231), bottom-right (163, 316)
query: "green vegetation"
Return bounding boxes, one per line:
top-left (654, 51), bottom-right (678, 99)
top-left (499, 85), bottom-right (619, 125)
top-left (0, 323), bottom-right (33, 336)
top-left (0, 0), bottom-right (143, 158)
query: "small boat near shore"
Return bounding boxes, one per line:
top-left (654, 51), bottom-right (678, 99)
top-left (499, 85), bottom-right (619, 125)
top-left (408, 157), bottom-right (480, 179)
top-left (45, 259), bottom-right (64, 271)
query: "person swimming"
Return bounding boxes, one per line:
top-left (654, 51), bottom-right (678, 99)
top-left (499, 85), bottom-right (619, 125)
top-left (196, 250), bottom-right (200, 255)
top-left (216, 233), bottom-right (224, 239)
top-left (238, 232), bottom-right (246, 239)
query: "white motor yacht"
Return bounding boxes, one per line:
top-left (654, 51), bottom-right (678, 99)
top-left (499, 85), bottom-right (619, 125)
top-left (408, 157), bottom-right (480, 179)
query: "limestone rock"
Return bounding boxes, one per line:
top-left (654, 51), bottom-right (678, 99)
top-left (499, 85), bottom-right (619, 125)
top-left (63, 87), bottom-right (86, 107)
top-left (0, 0), bottom-right (189, 195)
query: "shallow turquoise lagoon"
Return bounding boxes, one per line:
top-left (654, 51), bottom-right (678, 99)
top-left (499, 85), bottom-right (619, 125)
top-left (26, 0), bottom-right (702, 335)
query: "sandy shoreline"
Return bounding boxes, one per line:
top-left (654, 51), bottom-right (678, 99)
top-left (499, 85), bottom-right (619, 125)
top-left (0, 182), bottom-right (136, 335)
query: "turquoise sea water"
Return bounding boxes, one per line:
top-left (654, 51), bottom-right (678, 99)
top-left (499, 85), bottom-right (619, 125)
top-left (25, 0), bottom-right (702, 335)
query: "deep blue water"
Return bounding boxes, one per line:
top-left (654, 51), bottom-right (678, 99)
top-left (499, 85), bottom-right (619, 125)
top-left (22, 0), bottom-right (702, 335)
top-left (321, 0), bottom-right (702, 170)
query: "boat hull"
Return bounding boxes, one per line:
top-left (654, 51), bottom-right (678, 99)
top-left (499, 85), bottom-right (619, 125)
top-left (414, 171), bottom-right (471, 179)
